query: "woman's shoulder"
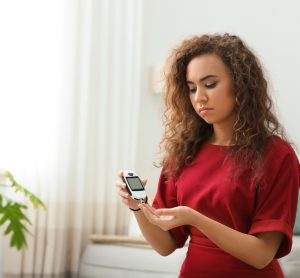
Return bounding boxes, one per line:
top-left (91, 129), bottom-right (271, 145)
top-left (264, 135), bottom-right (299, 163)
top-left (266, 135), bottom-right (295, 151)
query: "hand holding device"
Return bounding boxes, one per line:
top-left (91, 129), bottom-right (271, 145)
top-left (121, 170), bottom-right (147, 202)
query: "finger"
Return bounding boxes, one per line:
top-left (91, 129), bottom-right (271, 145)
top-left (139, 203), bottom-right (156, 217)
top-left (138, 203), bottom-right (155, 215)
top-left (141, 204), bottom-right (159, 223)
top-left (141, 205), bottom-right (175, 227)
top-left (115, 180), bottom-right (126, 190)
top-left (118, 170), bottom-right (123, 177)
top-left (141, 178), bottom-right (148, 187)
top-left (159, 215), bottom-right (176, 221)
top-left (143, 204), bottom-right (159, 215)
top-left (156, 208), bottom-right (176, 221)
top-left (156, 208), bottom-right (176, 216)
top-left (115, 180), bottom-right (122, 187)
top-left (144, 206), bottom-right (175, 221)
top-left (118, 190), bottom-right (129, 198)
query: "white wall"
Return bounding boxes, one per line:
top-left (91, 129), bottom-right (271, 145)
top-left (136, 0), bottom-right (300, 195)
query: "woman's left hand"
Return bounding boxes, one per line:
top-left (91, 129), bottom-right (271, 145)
top-left (138, 203), bottom-right (195, 231)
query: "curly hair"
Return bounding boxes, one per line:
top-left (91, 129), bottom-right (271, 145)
top-left (159, 33), bottom-right (285, 178)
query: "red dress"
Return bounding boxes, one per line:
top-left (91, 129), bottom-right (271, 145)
top-left (152, 136), bottom-right (300, 278)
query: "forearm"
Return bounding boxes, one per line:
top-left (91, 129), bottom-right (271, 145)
top-left (191, 210), bottom-right (282, 269)
top-left (116, 173), bottom-right (176, 255)
top-left (134, 210), bottom-right (177, 256)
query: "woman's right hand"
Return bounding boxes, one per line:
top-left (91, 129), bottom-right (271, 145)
top-left (115, 170), bottom-right (148, 210)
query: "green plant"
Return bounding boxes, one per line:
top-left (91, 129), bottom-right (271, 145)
top-left (0, 170), bottom-right (46, 250)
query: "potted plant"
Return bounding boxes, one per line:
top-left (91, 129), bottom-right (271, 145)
top-left (0, 170), bottom-right (46, 250)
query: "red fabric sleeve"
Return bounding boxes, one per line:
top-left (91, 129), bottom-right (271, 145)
top-left (248, 139), bottom-right (300, 258)
top-left (152, 171), bottom-right (189, 248)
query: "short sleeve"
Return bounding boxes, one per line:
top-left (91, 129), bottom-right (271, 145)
top-left (248, 139), bottom-right (300, 258)
top-left (152, 171), bottom-right (189, 248)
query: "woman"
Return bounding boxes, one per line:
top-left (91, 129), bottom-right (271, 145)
top-left (116, 33), bottom-right (299, 277)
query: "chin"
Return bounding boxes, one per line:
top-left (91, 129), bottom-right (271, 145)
top-left (200, 116), bottom-right (214, 125)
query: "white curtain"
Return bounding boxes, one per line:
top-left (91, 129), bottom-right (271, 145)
top-left (0, 0), bottom-right (143, 276)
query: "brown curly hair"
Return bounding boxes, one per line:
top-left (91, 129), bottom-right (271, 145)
top-left (160, 33), bottom-right (285, 178)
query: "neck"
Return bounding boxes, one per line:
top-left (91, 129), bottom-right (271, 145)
top-left (209, 124), bottom-right (234, 146)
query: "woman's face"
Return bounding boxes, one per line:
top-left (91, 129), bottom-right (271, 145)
top-left (186, 54), bottom-right (236, 128)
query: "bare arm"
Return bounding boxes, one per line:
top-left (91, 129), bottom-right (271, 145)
top-left (141, 205), bottom-right (284, 269)
top-left (116, 171), bottom-right (177, 256)
top-left (191, 209), bottom-right (284, 269)
top-left (133, 209), bottom-right (177, 256)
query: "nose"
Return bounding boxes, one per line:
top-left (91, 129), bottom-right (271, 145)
top-left (193, 88), bottom-right (207, 103)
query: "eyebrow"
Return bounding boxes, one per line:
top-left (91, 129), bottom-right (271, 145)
top-left (186, 75), bottom-right (218, 84)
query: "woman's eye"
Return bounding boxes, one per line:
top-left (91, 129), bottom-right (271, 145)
top-left (189, 87), bottom-right (197, 93)
top-left (205, 82), bottom-right (217, 89)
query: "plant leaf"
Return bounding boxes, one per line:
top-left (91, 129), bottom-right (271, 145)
top-left (0, 171), bottom-right (47, 250)
top-left (0, 201), bottom-right (31, 250)
top-left (3, 171), bottom-right (47, 210)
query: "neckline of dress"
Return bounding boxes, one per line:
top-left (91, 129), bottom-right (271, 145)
top-left (204, 143), bottom-right (234, 148)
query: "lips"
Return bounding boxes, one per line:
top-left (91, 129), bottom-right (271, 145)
top-left (199, 107), bottom-right (213, 112)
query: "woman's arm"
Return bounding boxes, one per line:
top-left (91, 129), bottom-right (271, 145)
top-left (133, 209), bottom-right (177, 256)
top-left (116, 171), bottom-right (177, 256)
top-left (140, 205), bottom-right (284, 269)
top-left (191, 209), bottom-right (283, 269)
